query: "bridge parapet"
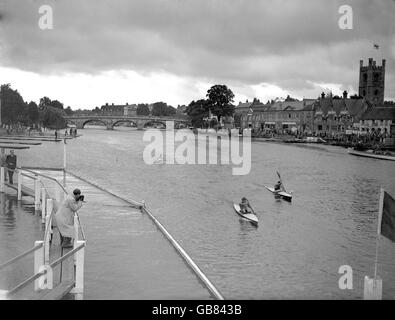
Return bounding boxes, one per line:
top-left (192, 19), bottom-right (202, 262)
top-left (64, 115), bottom-right (190, 130)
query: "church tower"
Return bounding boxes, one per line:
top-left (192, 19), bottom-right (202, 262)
top-left (359, 58), bottom-right (385, 105)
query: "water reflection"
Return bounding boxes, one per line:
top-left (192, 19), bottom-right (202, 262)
top-left (0, 193), bottom-right (16, 231)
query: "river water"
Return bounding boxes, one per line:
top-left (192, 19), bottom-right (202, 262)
top-left (3, 126), bottom-right (395, 299)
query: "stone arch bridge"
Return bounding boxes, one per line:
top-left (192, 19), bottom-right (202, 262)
top-left (64, 115), bottom-right (191, 130)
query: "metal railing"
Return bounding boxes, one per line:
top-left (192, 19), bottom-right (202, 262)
top-left (0, 243), bottom-right (43, 271)
top-left (0, 167), bottom-right (87, 300)
top-left (5, 241), bottom-right (86, 298)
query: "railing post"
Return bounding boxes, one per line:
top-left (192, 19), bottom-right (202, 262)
top-left (34, 176), bottom-right (41, 211)
top-left (0, 166), bottom-right (4, 193)
top-left (41, 188), bottom-right (46, 223)
top-left (55, 185), bottom-right (61, 204)
top-left (46, 199), bottom-right (53, 224)
top-left (73, 215), bottom-right (79, 264)
top-left (34, 241), bottom-right (44, 291)
top-left (44, 199), bottom-right (53, 265)
top-left (45, 265), bottom-right (53, 290)
top-left (70, 241), bottom-right (85, 299)
top-left (17, 170), bottom-right (22, 200)
top-left (364, 276), bottom-right (382, 300)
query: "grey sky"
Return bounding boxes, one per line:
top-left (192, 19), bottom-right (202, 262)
top-left (0, 0), bottom-right (394, 108)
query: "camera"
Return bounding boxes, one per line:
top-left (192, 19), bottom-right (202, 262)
top-left (77, 195), bottom-right (85, 202)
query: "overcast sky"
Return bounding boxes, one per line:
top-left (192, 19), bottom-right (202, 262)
top-left (0, 0), bottom-right (394, 109)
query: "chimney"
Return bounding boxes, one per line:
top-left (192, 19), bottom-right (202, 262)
top-left (360, 60), bottom-right (363, 67)
top-left (382, 59), bottom-right (386, 68)
top-left (126, 102), bottom-right (128, 105)
top-left (369, 58), bottom-right (373, 66)
top-left (321, 92), bottom-right (325, 99)
top-left (343, 90), bottom-right (348, 99)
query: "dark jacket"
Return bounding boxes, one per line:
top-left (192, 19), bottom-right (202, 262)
top-left (6, 155), bottom-right (17, 170)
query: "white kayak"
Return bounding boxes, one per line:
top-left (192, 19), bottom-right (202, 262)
top-left (233, 204), bottom-right (258, 225)
top-left (265, 186), bottom-right (292, 201)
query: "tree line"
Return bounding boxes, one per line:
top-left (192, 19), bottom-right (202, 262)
top-left (0, 84), bottom-right (70, 129)
top-left (0, 83), bottom-right (237, 129)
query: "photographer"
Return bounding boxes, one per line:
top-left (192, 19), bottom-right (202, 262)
top-left (55, 188), bottom-right (85, 248)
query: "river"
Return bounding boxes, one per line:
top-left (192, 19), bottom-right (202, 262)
top-left (3, 126), bottom-right (395, 299)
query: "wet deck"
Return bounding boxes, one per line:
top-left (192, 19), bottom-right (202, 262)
top-left (1, 170), bottom-right (212, 299)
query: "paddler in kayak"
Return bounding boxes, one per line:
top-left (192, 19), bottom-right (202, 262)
top-left (239, 197), bottom-right (254, 214)
top-left (274, 180), bottom-right (284, 192)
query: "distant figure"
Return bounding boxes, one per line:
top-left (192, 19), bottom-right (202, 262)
top-left (6, 150), bottom-right (17, 184)
top-left (74, 128), bottom-right (77, 137)
top-left (274, 180), bottom-right (283, 192)
top-left (64, 129), bottom-right (68, 137)
top-left (55, 130), bottom-right (58, 140)
top-left (0, 149), bottom-right (8, 182)
top-left (69, 128), bottom-right (73, 136)
top-left (55, 188), bottom-right (85, 248)
top-left (239, 197), bottom-right (253, 214)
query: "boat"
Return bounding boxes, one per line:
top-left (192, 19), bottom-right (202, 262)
top-left (347, 148), bottom-right (395, 161)
top-left (304, 137), bottom-right (326, 143)
top-left (233, 204), bottom-right (258, 225)
top-left (265, 185), bottom-right (293, 201)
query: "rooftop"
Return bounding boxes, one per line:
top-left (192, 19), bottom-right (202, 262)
top-left (361, 106), bottom-right (395, 120)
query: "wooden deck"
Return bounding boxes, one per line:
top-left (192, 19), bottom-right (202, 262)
top-left (0, 144), bottom-right (30, 149)
top-left (0, 140), bottom-right (42, 145)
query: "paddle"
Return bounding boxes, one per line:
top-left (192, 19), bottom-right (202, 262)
top-left (247, 202), bottom-right (257, 215)
top-left (276, 171), bottom-right (286, 192)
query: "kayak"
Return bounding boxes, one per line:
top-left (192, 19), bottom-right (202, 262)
top-left (233, 203), bottom-right (258, 225)
top-left (265, 186), bottom-right (292, 201)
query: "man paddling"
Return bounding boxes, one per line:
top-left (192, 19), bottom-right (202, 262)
top-left (274, 180), bottom-right (284, 192)
top-left (239, 197), bottom-right (254, 214)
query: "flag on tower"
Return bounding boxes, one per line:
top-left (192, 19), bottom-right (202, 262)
top-left (373, 43), bottom-right (380, 50)
top-left (378, 189), bottom-right (395, 242)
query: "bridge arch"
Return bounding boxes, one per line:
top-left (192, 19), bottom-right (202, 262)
top-left (143, 120), bottom-right (167, 128)
top-left (112, 119), bottom-right (138, 128)
top-left (65, 119), bottom-right (77, 127)
top-left (82, 119), bottom-right (107, 128)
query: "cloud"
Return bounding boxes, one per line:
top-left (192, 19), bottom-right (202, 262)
top-left (0, 0), bottom-right (394, 106)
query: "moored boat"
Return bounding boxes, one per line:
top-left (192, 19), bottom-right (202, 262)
top-left (347, 148), bottom-right (395, 161)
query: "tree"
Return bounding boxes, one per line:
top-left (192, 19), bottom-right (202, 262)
top-left (284, 95), bottom-right (298, 102)
top-left (151, 102), bottom-right (176, 116)
top-left (51, 100), bottom-right (64, 109)
top-left (65, 106), bottom-right (73, 115)
top-left (40, 106), bottom-right (66, 129)
top-left (206, 85), bottom-right (235, 119)
top-left (137, 103), bottom-right (150, 116)
top-left (0, 83), bottom-right (26, 124)
top-left (186, 99), bottom-right (209, 127)
top-left (39, 97), bottom-right (64, 110)
top-left (26, 101), bottom-right (39, 125)
top-left (39, 96), bottom-right (52, 109)
top-left (167, 105), bottom-right (176, 115)
top-left (151, 102), bottom-right (168, 116)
